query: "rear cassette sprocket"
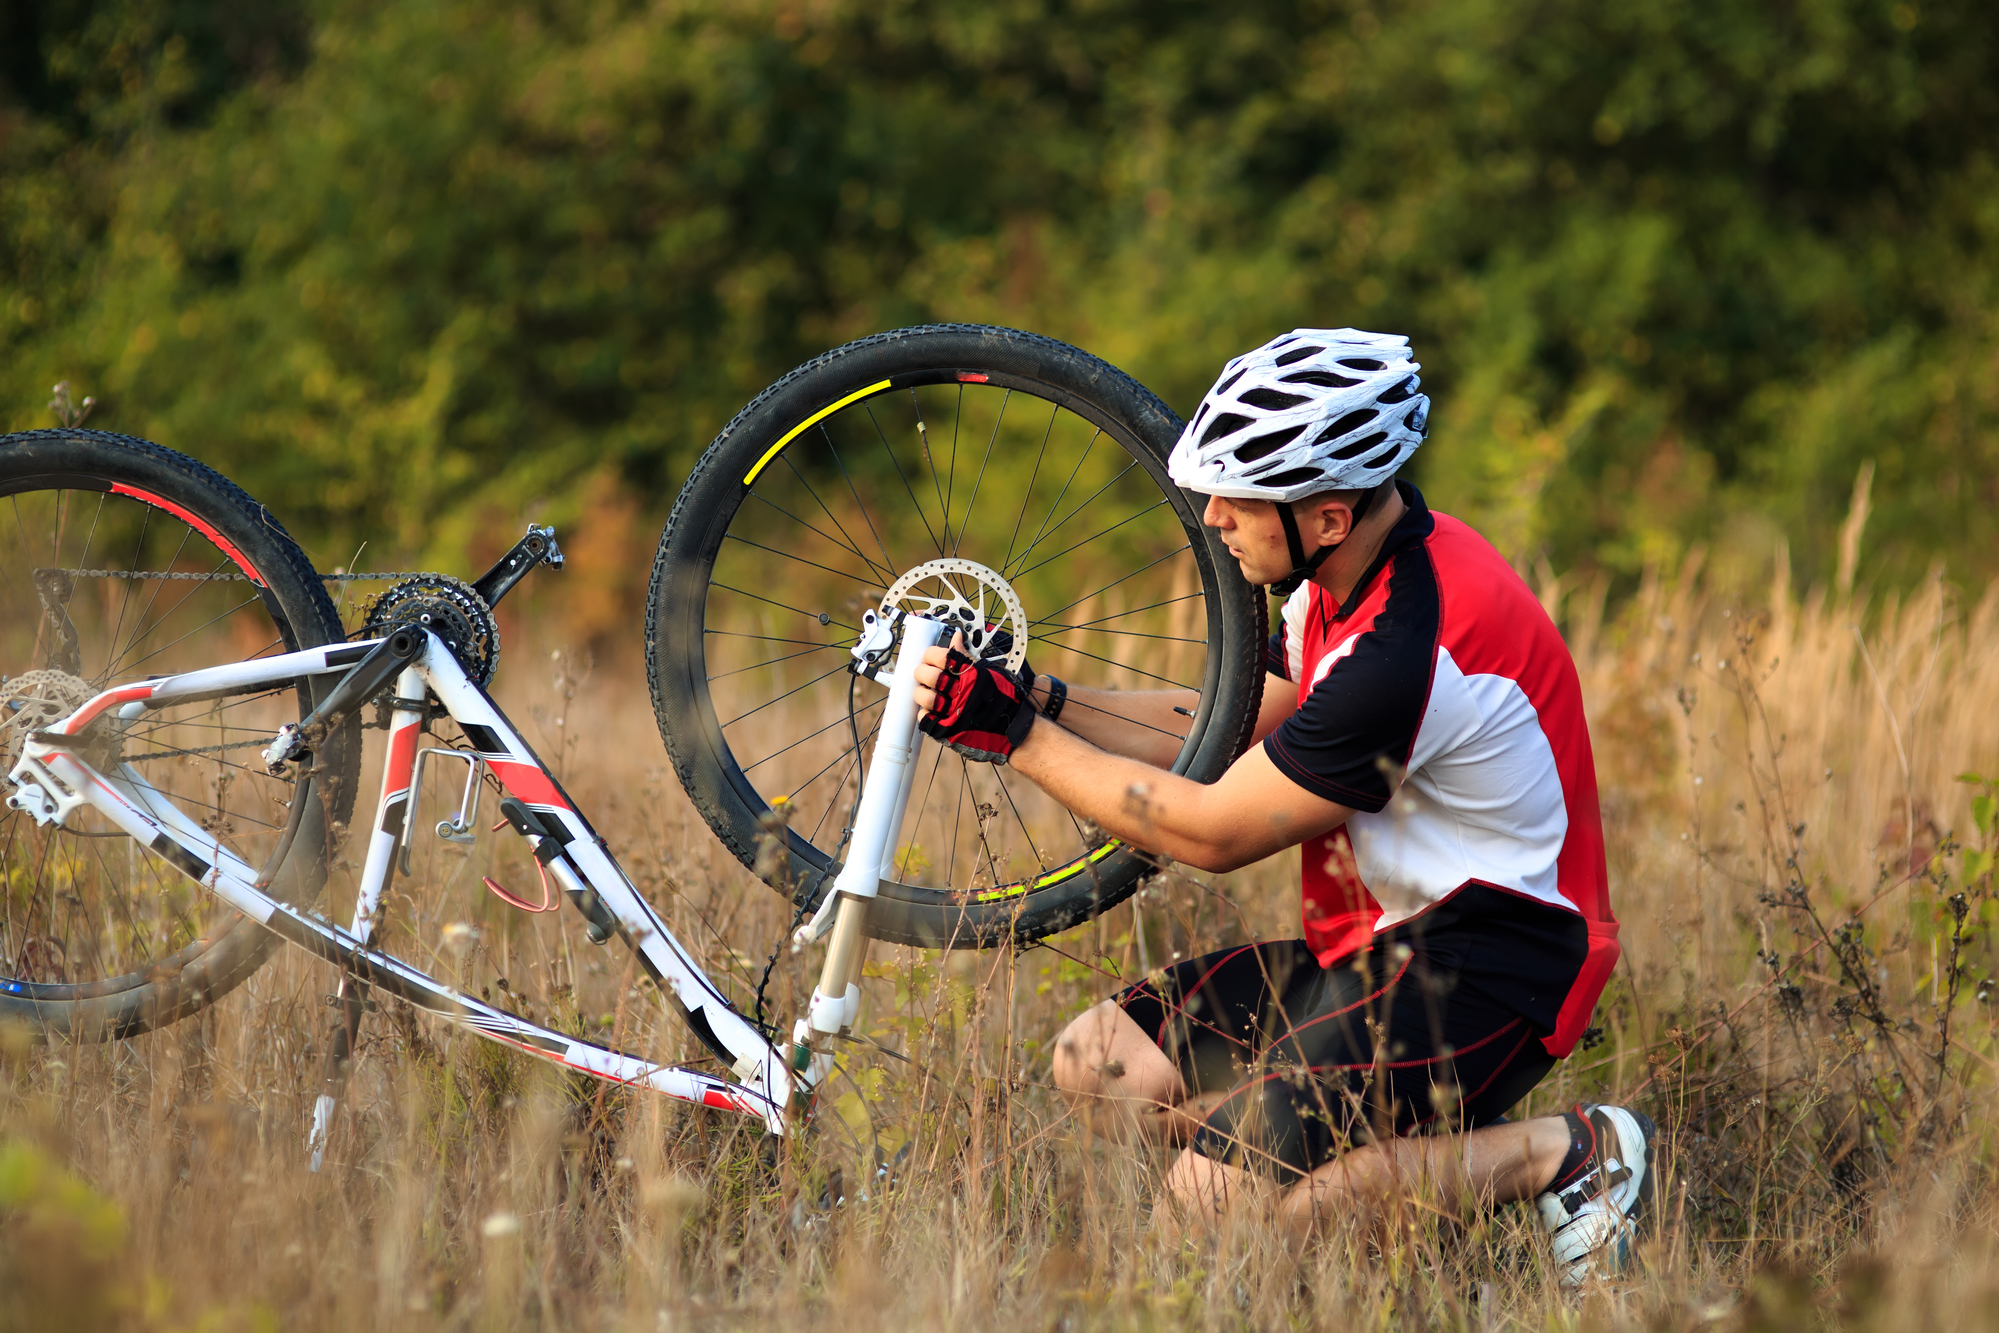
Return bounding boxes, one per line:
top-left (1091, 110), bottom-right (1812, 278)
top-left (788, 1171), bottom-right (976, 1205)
top-left (360, 574), bottom-right (499, 686)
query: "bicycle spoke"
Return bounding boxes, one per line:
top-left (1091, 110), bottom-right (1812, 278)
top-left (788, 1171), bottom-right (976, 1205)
top-left (114, 593), bottom-right (269, 677)
top-left (1, 468), bottom-right (334, 1002)
top-left (1001, 402), bottom-right (1062, 572)
top-left (1007, 459), bottom-right (1146, 577)
top-left (1035, 545), bottom-right (1193, 622)
top-left (106, 528), bottom-right (200, 675)
top-left (752, 480), bottom-right (894, 588)
top-left (948, 760), bottom-right (968, 893)
top-left (1035, 589), bottom-right (1204, 632)
top-left (967, 768), bottom-right (1008, 893)
top-left (705, 628), bottom-right (848, 651)
top-left (925, 387), bottom-right (955, 555)
top-left (795, 711), bottom-right (885, 846)
top-left (710, 582), bottom-right (859, 633)
top-left (738, 693), bottom-right (886, 774)
top-left (1013, 497), bottom-right (1172, 582)
top-left (706, 643), bottom-right (843, 682)
top-left (950, 387), bottom-right (1008, 558)
top-left (990, 767), bottom-right (1049, 878)
top-left (1011, 427), bottom-right (1102, 578)
top-left (722, 531), bottom-right (887, 592)
top-left (1033, 622), bottom-right (1208, 646)
top-left (865, 400), bottom-right (944, 556)
top-left (817, 423), bottom-right (900, 583)
top-left (1028, 637), bottom-right (1196, 692)
top-left (804, 742), bottom-right (866, 845)
top-left (105, 501), bottom-right (157, 660)
top-left (1043, 690), bottom-right (1189, 741)
top-left (896, 738), bottom-right (951, 882)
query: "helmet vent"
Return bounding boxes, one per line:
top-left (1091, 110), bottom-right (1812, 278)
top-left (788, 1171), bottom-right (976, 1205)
top-left (1312, 409), bottom-right (1379, 444)
top-left (1233, 424), bottom-right (1307, 463)
top-left (1377, 376), bottom-right (1418, 404)
top-left (1360, 445), bottom-right (1402, 469)
top-left (1237, 387), bottom-right (1310, 411)
top-left (1200, 412), bottom-right (1253, 446)
top-left (1339, 358), bottom-right (1385, 372)
top-left (1329, 430), bottom-right (1388, 460)
top-left (1274, 345), bottom-right (1325, 367)
top-left (1280, 370), bottom-right (1361, 389)
top-left (1215, 368), bottom-right (1248, 396)
top-left (1258, 467), bottom-right (1324, 490)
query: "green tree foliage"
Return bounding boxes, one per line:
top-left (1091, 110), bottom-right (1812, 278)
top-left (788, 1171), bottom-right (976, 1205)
top-left (2, 0), bottom-right (1993, 587)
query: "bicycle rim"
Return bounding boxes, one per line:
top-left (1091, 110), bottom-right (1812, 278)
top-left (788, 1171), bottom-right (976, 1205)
top-left (653, 326), bottom-right (1264, 947)
top-left (0, 430), bottom-right (349, 1030)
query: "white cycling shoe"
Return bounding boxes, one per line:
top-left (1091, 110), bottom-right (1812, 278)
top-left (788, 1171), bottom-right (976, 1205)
top-left (1534, 1103), bottom-right (1657, 1287)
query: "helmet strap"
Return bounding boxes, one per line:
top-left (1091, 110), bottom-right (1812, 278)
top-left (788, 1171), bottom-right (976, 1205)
top-left (1268, 481), bottom-right (1385, 598)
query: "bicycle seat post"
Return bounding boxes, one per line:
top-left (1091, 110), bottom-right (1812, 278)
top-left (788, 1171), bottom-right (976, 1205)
top-left (794, 615), bottom-right (948, 1076)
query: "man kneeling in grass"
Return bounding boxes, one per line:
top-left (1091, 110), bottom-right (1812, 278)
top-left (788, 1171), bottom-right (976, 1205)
top-left (911, 329), bottom-right (1652, 1284)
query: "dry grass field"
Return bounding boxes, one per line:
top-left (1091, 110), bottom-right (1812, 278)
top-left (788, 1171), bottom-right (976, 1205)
top-left (7, 539), bottom-right (1999, 1333)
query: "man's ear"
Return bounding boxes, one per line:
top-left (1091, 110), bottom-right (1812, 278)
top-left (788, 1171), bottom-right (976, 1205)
top-left (1299, 495), bottom-right (1353, 547)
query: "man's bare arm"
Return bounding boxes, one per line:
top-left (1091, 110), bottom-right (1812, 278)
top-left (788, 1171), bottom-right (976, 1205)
top-left (1005, 714), bottom-right (1352, 873)
top-left (1027, 671), bottom-right (1298, 768)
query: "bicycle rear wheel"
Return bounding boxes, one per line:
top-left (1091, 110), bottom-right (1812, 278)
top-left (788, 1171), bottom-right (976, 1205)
top-left (649, 325), bottom-right (1265, 948)
top-left (0, 430), bottom-right (359, 1040)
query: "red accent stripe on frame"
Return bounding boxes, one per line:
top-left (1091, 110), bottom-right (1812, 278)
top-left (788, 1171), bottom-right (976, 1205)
top-left (490, 759), bottom-right (572, 810)
top-left (58, 683), bottom-right (155, 735)
top-left (382, 719), bottom-right (421, 801)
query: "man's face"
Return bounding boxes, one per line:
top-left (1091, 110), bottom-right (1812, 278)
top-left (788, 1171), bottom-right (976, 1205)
top-left (1201, 493), bottom-right (1294, 585)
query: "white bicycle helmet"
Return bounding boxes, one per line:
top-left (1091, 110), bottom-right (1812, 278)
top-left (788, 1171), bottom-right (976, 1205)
top-left (1170, 328), bottom-right (1430, 593)
top-left (1169, 328), bottom-right (1428, 502)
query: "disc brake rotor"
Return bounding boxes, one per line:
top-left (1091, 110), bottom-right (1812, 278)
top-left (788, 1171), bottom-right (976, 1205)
top-left (878, 558), bottom-right (1029, 672)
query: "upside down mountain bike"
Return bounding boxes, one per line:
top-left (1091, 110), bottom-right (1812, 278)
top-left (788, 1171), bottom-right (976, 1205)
top-left (0, 324), bottom-right (1265, 1158)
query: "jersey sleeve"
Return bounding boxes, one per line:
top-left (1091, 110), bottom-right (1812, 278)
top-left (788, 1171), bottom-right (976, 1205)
top-left (1261, 573), bottom-right (1438, 813)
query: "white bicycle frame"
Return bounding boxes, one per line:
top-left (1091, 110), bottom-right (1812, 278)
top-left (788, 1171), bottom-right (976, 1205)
top-left (9, 609), bottom-right (951, 1159)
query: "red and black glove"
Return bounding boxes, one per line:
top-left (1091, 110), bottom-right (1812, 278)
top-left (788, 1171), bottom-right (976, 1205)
top-left (918, 648), bottom-right (1037, 764)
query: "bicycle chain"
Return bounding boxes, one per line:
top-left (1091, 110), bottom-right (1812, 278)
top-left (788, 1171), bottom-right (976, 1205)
top-left (122, 737), bottom-right (270, 763)
top-left (53, 568), bottom-right (434, 583)
top-left (25, 571), bottom-right (433, 763)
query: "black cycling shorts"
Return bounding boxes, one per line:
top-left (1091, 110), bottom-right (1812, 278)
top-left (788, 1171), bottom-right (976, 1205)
top-left (1115, 928), bottom-right (1556, 1182)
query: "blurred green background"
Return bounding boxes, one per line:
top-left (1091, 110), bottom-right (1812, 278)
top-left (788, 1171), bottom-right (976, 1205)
top-left (4, 0), bottom-right (1995, 625)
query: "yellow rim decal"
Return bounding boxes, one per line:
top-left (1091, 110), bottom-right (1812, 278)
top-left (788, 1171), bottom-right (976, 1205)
top-left (969, 839), bottom-right (1124, 902)
top-left (742, 379), bottom-right (894, 485)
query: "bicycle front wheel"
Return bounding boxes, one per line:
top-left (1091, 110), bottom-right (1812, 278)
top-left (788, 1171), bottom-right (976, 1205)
top-left (0, 430), bottom-right (359, 1040)
top-left (648, 325), bottom-right (1265, 948)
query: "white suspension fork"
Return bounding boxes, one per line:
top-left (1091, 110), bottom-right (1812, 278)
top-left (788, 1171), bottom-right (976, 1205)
top-left (788, 614), bottom-right (948, 1082)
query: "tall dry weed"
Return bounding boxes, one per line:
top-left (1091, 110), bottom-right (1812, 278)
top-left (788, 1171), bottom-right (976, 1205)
top-left (7, 549), bottom-right (1999, 1331)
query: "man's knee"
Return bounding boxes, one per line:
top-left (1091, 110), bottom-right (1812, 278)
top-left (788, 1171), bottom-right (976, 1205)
top-left (1163, 1147), bottom-right (1262, 1228)
top-left (1052, 1000), bottom-right (1128, 1104)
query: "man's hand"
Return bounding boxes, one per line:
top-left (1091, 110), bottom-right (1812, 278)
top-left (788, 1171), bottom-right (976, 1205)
top-left (913, 642), bottom-right (1036, 764)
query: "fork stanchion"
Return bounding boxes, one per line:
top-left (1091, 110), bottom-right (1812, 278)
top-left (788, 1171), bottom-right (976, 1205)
top-left (791, 615), bottom-right (948, 1082)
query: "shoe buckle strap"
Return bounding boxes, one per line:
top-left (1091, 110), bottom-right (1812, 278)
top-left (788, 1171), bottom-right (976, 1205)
top-left (1556, 1157), bottom-right (1631, 1216)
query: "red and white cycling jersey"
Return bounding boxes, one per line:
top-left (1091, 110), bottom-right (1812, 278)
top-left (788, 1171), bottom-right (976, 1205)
top-left (1263, 483), bottom-right (1617, 1057)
